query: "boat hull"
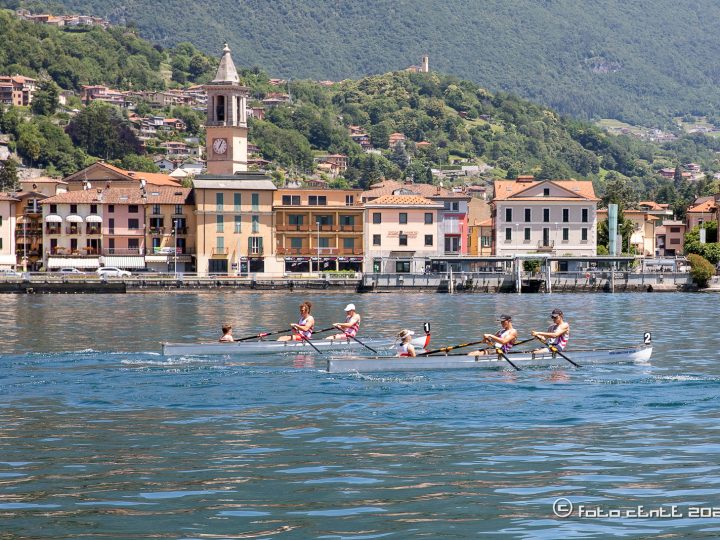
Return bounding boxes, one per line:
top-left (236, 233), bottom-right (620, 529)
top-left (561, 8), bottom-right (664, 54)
top-left (163, 338), bottom-right (403, 356)
top-left (326, 344), bottom-right (652, 373)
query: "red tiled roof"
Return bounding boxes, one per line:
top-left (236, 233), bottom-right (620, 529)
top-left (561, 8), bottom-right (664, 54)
top-left (362, 180), bottom-right (467, 199)
top-left (687, 199), bottom-right (716, 213)
top-left (365, 194), bottom-right (440, 206)
top-left (492, 179), bottom-right (598, 201)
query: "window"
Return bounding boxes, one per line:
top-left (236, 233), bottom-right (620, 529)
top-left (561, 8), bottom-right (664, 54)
top-left (174, 204), bottom-right (183, 215)
top-left (149, 217), bottom-right (163, 228)
top-left (562, 208), bottom-right (569, 223)
top-left (216, 215), bottom-right (224, 232)
top-left (524, 208), bottom-right (531, 222)
top-left (289, 214), bottom-right (304, 226)
top-left (234, 193), bottom-right (241, 211)
top-left (128, 218), bottom-right (139, 229)
top-left (282, 195), bottom-right (300, 206)
top-left (290, 237), bottom-right (302, 249)
top-left (316, 215), bottom-right (333, 226)
top-left (396, 261), bottom-right (411, 273)
top-left (372, 212), bottom-right (381, 224)
top-left (425, 234), bottom-right (433, 246)
top-left (318, 237), bottom-right (329, 248)
top-left (543, 208), bottom-right (550, 222)
top-left (424, 213), bottom-right (433, 224)
top-left (90, 204), bottom-right (98, 214)
top-left (505, 208), bottom-right (512, 222)
top-left (340, 215), bottom-right (354, 226)
top-left (399, 233), bottom-right (408, 246)
top-left (152, 237), bottom-right (161, 249)
top-left (562, 228), bottom-right (569, 241)
top-left (309, 195), bottom-right (327, 206)
top-left (50, 204), bottom-right (57, 213)
top-left (543, 188), bottom-right (550, 196)
top-left (128, 205), bottom-right (138, 214)
top-left (68, 204), bottom-right (77, 214)
top-left (251, 193), bottom-right (259, 211)
top-left (128, 238), bottom-right (139, 250)
top-left (234, 215), bottom-right (241, 233)
top-left (343, 238), bottom-right (354, 250)
top-left (505, 227), bottom-right (512, 241)
top-left (670, 226), bottom-right (680, 233)
top-left (345, 195), bottom-right (354, 206)
top-left (248, 236), bottom-right (263, 255)
top-left (445, 201), bottom-right (459, 212)
top-left (399, 212), bottom-right (408, 224)
top-left (581, 228), bottom-right (588, 241)
top-left (582, 208), bottom-right (589, 223)
top-left (524, 227), bottom-right (530, 241)
top-left (670, 238), bottom-right (681, 245)
top-left (481, 236), bottom-right (492, 247)
top-left (216, 193), bottom-right (223, 211)
top-left (252, 215), bottom-right (259, 233)
top-left (373, 234), bottom-right (381, 246)
top-left (216, 236), bottom-right (224, 250)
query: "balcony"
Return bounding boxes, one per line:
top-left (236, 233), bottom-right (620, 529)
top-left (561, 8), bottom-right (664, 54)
top-left (537, 240), bottom-right (555, 252)
top-left (277, 224), bottom-right (310, 232)
top-left (170, 227), bottom-right (189, 235)
top-left (211, 247), bottom-right (228, 256)
top-left (276, 246), bottom-right (362, 256)
top-left (86, 226), bottom-right (102, 236)
top-left (106, 228), bottom-right (145, 236)
top-left (102, 248), bottom-right (142, 255)
top-left (16, 228), bottom-right (42, 237)
top-left (24, 206), bottom-right (42, 215)
top-left (248, 247), bottom-right (264, 256)
top-left (65, 226), bottom-right (81, 235)
top-left (338, 224), bottom-right (361, 232)
top-left (149, 227), bottom-right (165, 235)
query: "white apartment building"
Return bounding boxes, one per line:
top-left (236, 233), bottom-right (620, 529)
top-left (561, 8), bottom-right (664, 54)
top-left (493, 177), bottom-right (598, 257)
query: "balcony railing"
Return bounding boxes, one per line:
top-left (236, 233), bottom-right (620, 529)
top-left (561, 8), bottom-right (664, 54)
top-left (86, 226), bottom-right (101, 235)
top-left (145, 247), bottom-right (195, 255)
top-left (277, 224), bottom-right (310, 232)
top-left (24, 207), bottom-right (42, 215)
top-left (103, 248), bottom-right (143, 255)
top-left (105, 228), bottom-right (145, 236)
top-left (149, 227), bottom-right (165, 235)
top-left (537, 240), bottom-right (555, 251)
top-left (170, 227), bottom-right (188, 235)
top-left (276, 246), bottom-right (362, 256)
top-left (16, 228), bottom-right (42, 237)
top-left (276, 224), bottom-right (361, 233)
top-left (45, 226), bottom-right (61, 235)
top-left (65, 226), bottom-right (81, 235)
top-left (212, 247), bottom-right (229, 256)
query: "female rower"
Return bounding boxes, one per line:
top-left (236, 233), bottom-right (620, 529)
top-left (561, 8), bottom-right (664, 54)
top-left (328, 303), bottom-right (361, 340)
top-left (278, 301), bottom-right (315, 342)
top-left (396, 329), bottom-right (417, 357)
top-left (468, 314), bottom-right (517, 356)
top-left (532, 308), bottom-right (569, 353)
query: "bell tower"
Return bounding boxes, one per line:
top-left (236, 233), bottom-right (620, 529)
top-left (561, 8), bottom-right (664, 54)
top-left (204, 44), bottom-right (249, 175)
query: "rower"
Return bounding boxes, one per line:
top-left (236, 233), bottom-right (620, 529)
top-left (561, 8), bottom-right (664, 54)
top-left (328, 303), bottom-right (361, 340)
top-left (532, 309), bottom-right (570, 353)
top-left (219, 324), bottom-right (234, 342)
top-left (278, 301), bottom-right (315, 341)
top-left (468, 314), bottom-right (517, 356)
top-left (396, 329), bottom-right (417, 357)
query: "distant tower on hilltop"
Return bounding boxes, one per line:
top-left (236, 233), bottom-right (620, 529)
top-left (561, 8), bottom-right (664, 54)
top-left (203, 43), bottom-right (250, 175)
top-left (422, 55), bottom-right (429, 73)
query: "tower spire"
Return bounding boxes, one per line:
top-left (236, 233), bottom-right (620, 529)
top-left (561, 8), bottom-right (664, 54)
top-left (212, 42), bottom-right (240, 84)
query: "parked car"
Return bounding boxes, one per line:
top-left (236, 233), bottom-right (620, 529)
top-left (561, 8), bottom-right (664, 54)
top-left (0, 269), bottom-right (22, 278)
top-left (96, 266), bottom-right (132, 278)
top-left (57, 268), bottom-right (84, 274)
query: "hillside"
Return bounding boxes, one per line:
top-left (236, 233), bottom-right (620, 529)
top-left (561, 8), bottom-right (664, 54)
top-left (13, 0), bottom-right (720, 127)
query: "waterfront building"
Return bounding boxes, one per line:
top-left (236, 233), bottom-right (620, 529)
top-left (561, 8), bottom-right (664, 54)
top-left (492, 177), bottom-right (598, 259)
top-left (194, 44), bottom-right (279, 276)
top-left (655, 220), bottom-right (686, 257)
top-left (0, 193), bottom-right (19, 269)
top-left (362, 180), bottom-right (470, 255)
top-left (274, 188), bottom-right (364, 273)
top-left (363, 194), bottom-right (443, 273)
top-left (686, 196), bottom-right (718, 230)
top-left (14, 190), bottom-right (47, 271)
top-left (63, 161), bottom-right (181, 191)
top-left (143, 187), bottom-right (195, 273)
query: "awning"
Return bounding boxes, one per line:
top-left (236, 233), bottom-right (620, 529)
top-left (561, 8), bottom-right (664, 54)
top-left (101, 256), bottom-right (146, 269)
top-left (145, 254), bottom-right (192, 263)
top-left (45, 214), bottom-right (62, 223)
top-left (85, 215), bottom-right (102, 223)
top-left (0, 254), bottom-right (17, 266)
top-left (66, 215), bottom-right (83, 223)
top-left (48, 257), bottom-right (100, 269)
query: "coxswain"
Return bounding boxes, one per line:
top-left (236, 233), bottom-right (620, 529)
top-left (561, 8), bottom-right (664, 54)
top-left (532, 308), bottom-right (570, 353)
top-left (396, 329), bottom-right (417, 357)
top-left (328, 303), bottom-right (361, 340)
top-left (219, 324), bottom-right (234, 342)
top-left (468, 314), bottom-right (518, 356)
top-left (278, 301), bottom-right (315, 341)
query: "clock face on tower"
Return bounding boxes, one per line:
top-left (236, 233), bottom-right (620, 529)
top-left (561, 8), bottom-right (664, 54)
top-left (212, 138), bottom-right (228, 155)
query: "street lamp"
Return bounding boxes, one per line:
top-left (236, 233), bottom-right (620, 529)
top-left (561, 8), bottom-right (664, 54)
top-left (316, 218), bottom-right (321, 277)
top-left (173, 218), bottom-right (178, 277)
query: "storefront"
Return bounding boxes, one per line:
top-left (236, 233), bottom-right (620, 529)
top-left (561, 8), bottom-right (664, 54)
top-left (284, 257), bottom-right (311, 273)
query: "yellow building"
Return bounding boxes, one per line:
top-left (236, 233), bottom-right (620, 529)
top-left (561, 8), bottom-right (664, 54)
top-left (274, 188), bottom-right (364, 273)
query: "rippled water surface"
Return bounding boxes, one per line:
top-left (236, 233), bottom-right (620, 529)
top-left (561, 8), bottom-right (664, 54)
top-left (1, 292), bottom-right (720, 539)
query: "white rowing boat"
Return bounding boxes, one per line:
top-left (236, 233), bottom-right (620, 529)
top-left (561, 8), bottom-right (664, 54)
top-left (326, 343), bottom-right (653, 373)
top-left (162, 334), bottom-right (430, 356)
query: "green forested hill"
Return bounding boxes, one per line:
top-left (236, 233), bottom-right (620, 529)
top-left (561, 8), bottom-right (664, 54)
top-left (11, 0), bottom-right (720, 126)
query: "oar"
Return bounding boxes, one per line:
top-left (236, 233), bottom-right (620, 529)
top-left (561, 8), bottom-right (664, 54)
top-left (493, 344), bottom-right (521, 371)
top-left (422, 336), bottom-right (535, 357)
top-left (235, 328), bottom-right (292, 341)
top-left (337, 328), bottom-right (378, 354)
top-left (533, 335), bottom-right (580, 368)
top-left (299, 332), bottom-right (322, 353)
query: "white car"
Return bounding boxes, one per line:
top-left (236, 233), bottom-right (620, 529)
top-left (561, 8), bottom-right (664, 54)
top-left (0, 269), bottom-right (22, 278)
top-left (57, 267), bottom-right (84, 274)
top-left (96, 266), bottom-right (131, 278)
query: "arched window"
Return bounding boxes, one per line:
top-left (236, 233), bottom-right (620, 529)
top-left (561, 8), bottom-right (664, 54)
top-left (215, 95), bottom-right (225, 123)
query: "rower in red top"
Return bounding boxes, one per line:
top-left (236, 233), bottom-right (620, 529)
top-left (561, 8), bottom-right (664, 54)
top-left (532, 308), bottom-right (570, 353)
top-left (328, 303), bottom-right (361, 340)
top-left (278, 301), bottom-right (315, 342)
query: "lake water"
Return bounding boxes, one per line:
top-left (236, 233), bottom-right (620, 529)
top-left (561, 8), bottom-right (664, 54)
top-left (1, 292), bottom-right (720, 539)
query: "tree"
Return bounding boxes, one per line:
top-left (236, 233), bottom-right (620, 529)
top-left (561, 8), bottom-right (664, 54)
top-left (31, 79), bottom-right (60, 116)
top-left (0, 158), bottom-right (19, 192)
top-left (118, 154), bottom-right (160, 173)
top-left (601, 173), bottom-right (637, 212)
top-left (66, 102), bottom-right (143, 160)
top-left (673, 163), bottom-right (683, 185)
top-left (688, 253), bottom-right (714, 288)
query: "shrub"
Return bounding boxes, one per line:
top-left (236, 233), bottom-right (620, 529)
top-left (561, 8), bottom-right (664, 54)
top-left (688, 253), bottom-right (714, 288)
